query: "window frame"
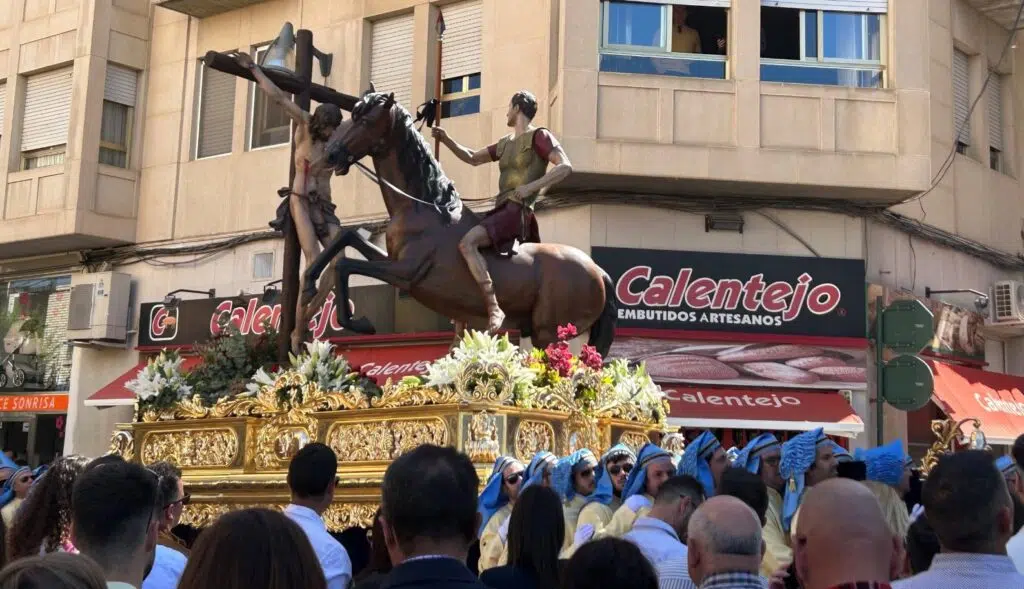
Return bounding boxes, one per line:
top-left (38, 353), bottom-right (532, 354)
top-left (193, 62), bottom-right (235, 161)
top-left (247, 44), bottom-right (293, 152)
top-left (22, 146), bottom-right (67, 171)
top-left (440, 73), bottom-right (482, 118)
top-left (99, 99), bottom-right (134, 169)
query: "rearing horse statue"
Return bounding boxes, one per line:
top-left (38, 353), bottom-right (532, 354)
top-left (302, 90), bottom-right (617, 356)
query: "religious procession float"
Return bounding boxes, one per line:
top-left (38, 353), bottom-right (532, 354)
top-left (107, 324), bottom-right (668, 532)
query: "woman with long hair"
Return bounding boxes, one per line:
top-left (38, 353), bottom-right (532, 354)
top-left (7, 455), bottom-right (90, 560)
top-left (178, 508), bottom-right (326, 589)
top-left (352, 508), bottom-right (392, 589)
top-left (561, 537), bottom-right (658, 589)
top-left (0, 552), bottom-right (106, 589)
top-left (480, 485), bottom-right (564, 589)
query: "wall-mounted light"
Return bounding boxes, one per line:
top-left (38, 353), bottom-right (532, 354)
top-left (704, 213), bottom-right (744, 234)
top-left (924, 287), bottom-right (989, 312)
top-left (162, 288), bottom-right (216, 308)
top-left (262, 279), bottom-right (284, 304)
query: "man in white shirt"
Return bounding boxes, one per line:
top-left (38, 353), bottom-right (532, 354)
top-left (284, 443), bottom-right (352, 589)
top-left (624, 475), bottom-right (705, 589)
top-left (142, 461), bottom-right (188, 589)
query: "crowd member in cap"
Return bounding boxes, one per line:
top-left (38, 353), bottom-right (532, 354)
top-left (895, 450), bottom-right (1024, 588)
top-left (677, 431), bottom-right (728, 499)
top-left (477, 456), bottom-right (524, 572)
top-left (779, 428), bottom-right (837, 549)
top-left (829, 440), bottom-right (852, 463)
top-left (996, 455), bottom-right (1024, 503)
top-left (594, 443), bottom-right (676, 540)
top-left (854, 440), bottom-right (912, 542)
top-left (623, 475), bottom-right (704, 589)
top-left (484, 451), bottom-right (557, 571)
top-left (574, 444), bottom-right (636, 544)
top-left (552, 449), bottom-right (598, 554)
top-left (734, 433), bottom-right (786, 577)
top-left (686, 496), bottom-right (764, 589)
top-left (0, 467), bottom-right (32, 527)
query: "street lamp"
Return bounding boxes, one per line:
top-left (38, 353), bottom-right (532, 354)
top-left (163, 288), bottom-right (216, 308)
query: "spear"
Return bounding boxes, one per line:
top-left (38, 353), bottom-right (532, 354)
top-left (433, 8), bottom-right (446, 160)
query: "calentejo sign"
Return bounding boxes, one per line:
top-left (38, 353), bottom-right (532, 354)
top-left (138, 292), bottom-right (350, 348)
top-left (591, 247), bottom-right (866, 339)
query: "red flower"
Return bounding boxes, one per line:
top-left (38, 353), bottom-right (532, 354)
top-left (544, 342), bottom-right (574, 377)
top-left (579, 344), bottom-right (603, 370)
top-left (557, 324), bottom-right (578, 341)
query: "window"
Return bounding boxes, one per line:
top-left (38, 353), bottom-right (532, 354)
top-left (600, 1), bottom-right (729, 79)
top-left (21, 68), bottom-right (73, 170)
top-left (439, 0), bottom-right (482, 118)
top-left (249, 45), bottom-right (291, 149)
top-left (370, 14), bottom-right (415, 110)
top-left (953, 49), bottom-right (970, 154)
top-left (760, 3), bottom-right (884, 88)
top-left (100, 64), bottom-right (137, 168)
top-left (195, 62), bottom-right (236, 159)
top-left (252, 252), bottom-right (275, 280)
top-left (988, 72), bottom-right (1004, 172)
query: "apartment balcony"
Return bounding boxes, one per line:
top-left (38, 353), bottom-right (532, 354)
top-left (962, 0), bottom-right (1024, 30)
top-left (153, 0), bottom-right (272, 19)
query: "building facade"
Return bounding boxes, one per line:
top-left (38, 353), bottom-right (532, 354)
top-left (1, 0), bottom-right (1022, 458)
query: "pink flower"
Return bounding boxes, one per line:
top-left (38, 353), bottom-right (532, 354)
top-left (579, 344), bottom-right (603, 370)
top-left (556, 324), bottom-right (578, 342)
top-left (544, 342), bottom-right (574, 377)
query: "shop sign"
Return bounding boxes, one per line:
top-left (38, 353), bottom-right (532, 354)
top-left (661, 386), bottom-right (857, 422)
top-left (867, 284), bottom-right (986, 365)
top-left (0, 394), bottom-right (69, 412)
top-left (340, 343), bottom-right (453, 383)
top-left (138, 291), bottom-right (352, 348)
top-left (592, 247), bottom-right (865, 339)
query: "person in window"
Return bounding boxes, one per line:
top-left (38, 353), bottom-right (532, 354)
top-left (671, 6), bottom-right (702, 54)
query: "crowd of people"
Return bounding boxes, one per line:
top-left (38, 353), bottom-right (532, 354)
top-left (0, 427), bottom-right (1020, 589)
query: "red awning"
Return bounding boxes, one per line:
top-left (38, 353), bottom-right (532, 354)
top-left (85, 356), bottom-right (203, 407)
top-left (339, 342), bottom-right (452, 383)
top-left (928, 360), bottom-right (1024, 446)
top-left (662, 385), bottom-right (864, 438)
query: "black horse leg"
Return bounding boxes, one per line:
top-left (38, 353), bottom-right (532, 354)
top-left (334, 257), bottom-right (422, 334)
top-left (303, 228), bottom-right (389, 304)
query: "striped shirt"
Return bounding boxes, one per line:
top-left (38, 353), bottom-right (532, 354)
top-left (623, 517), bottom-right (694, 589)
top-left (699, 571), bottom-right (764, 589)
top-left (892, 553), bottom-right (1024, 589)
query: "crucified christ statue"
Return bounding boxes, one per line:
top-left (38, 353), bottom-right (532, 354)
top-left (233, 51), bottom-right (345, 353)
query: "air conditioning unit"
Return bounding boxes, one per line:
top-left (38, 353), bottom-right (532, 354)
top-left (66, 272), bottom-right (131, 343)
top-left (990, 280), bottom-right (1024, 323)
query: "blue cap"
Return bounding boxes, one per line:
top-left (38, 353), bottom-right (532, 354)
top-left (677, 430), bottom-right (722, 498)
top-left (585, 443), bottom-right (637, 507)
top-left (553, 449), bottom-right (598, 502)
top-left (476, 456), bottom-right (522, 536)
top-left (733, 433), bottom-right (780, 474)
top-left (522, 451), bottom-right (558, 491)
top-left (854, 440), bottom-right (907, 487)
top-left (780, 428), bottom-right (829, 532)
top-left (996, 455), bottom-right (1019, 479)
top-left (623, 443), bottom-right (673, 500)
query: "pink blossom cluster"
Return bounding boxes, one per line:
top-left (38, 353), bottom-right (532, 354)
top-left (544, 341), bottom-right (574, 377)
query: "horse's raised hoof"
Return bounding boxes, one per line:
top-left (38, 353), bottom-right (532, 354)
top-left (346, 316), bottom-right (377, 335)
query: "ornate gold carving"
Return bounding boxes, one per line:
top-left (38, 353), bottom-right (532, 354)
top-left (514, 420), bottom-right (555, 461)
top-left (563, 412), bottom-right (601, 456)
top-left (180, 502), bottom-right (378, 531)
top-left (109, 430), bottom-right (134, 460)
top-left (921, 417), bottom-right (988, 477)
top-left (372, 380), bottom-right (460, 409)
top-left (326, 419), bottom-right (450, 461)
top-left (141, 429), bottom-right (239, 467)
top-left (619, 431), bottom-right (650, 452)
top-left (465, 411), bottom-right (500, 463)
top-left (661, 432), bottom-right (686, 455)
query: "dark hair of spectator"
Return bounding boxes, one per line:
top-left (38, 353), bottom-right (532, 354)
top-left (0, 552), bottom-right (106, 589)
top-left (506, 486), bottom-right (564, 589)
top-left (84, 454), bottom-right (125, 472)
top-left (561, 537), bottom-right (658, 589)
top-left (1012, 434), bottom-right (1024, 467)
top-left (146, 461), bottom-right (183, 508)
top-left (906, 514), bottom-right (940, 575)
top-left (288, 443), bottom-right (338, 499)
top-left (177, 508), bottom-right (326, 589)
top-left (9, 455), bottom-right (91, 560)
top-left (70, 460), bottom-right (158, 565)
top-left (922, 450), bottom-right (1009, 553)
top-left (354, 507), bottom-right (392, 583)
top-left (1012, 492), bottom-right (1024, 535)
top-left (381, 445), bottom-right (479, 554)
top-left (654, 474), bottom-right (705, 506)
top-left (717, 467), bottom-right (769, 527)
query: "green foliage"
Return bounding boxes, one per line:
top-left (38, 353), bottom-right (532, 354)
top-left (188, 318), bottom-right (278, 405)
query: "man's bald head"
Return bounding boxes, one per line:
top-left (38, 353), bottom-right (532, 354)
top-left (793, 478), bottom-right (901, 589)
top-left (686, 496), bottom-right (762, 585)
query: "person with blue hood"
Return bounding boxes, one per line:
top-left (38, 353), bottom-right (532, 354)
top-left (830, 439), bottom-right (853, 463)
top-left (775, 428), bottom-right (837, 572)
top-left (483, 450), bottom-right (557, 571)
top-left (552, 448), bottom-right (599, 554)
top-left (573, 443), bottom-right (636, 547)
top-left (476, 455), bottom-right (524, 572)
top-left (0, 453), bottom-right (33, 527)
top-left (996, 455), bottom-right (1024, 502)
top-left (677, 430), bottom-right (728, 498)
top-left (733, 433), bottom-right (788, 577)
top-left (588, 442), bottom-right (675, 541)
top-left (855, 439), bottom-right (913, 540)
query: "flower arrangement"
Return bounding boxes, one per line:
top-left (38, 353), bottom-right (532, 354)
top-left (126, 350), bottom-right (193, 414)
top-left (424, 330), bottom-right (537, 402)
top-left (245, 340), bottom-right (381, 406)
top-left (527, 324), bottom-right (606, 410)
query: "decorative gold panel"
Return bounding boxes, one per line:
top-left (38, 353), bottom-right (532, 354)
top-left (109, 430), bottom-right (135, 461)
top-left (514, 420), bottom-right (555, 461)
top-left (619, 431), bottom-right (650, 452)
top-left (181, 502), bottom-right (378, 531)
top-left (463, 411), bottom-right (501, 463)
top-left (563, 412), bottom-right (601, 456)
top-left (326, 418), bottom-right (450, 462)
top-left (141, 429), bottom-right (239, 467)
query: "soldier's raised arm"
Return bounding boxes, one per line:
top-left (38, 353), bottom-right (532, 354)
top-left (233, 52), bottom-right (310, 128)
top-left (431, 127), bottom-right (493, 166)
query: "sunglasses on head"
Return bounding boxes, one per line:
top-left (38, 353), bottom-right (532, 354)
top-left (607, 463), bottom-right (634, 476)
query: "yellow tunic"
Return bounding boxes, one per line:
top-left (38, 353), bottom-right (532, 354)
top-left (558, 495), bottom-right (588, 557)
top-left (594, 494), bottom-right (652, 540)
top-left (560, 496), bottom-right (623, 558)
top-left (478, 503), bottom-right (512, 572)
top-left (761, 488), bottom-right (792, 577)
top-left (1, 497), bottom-right (22, 527)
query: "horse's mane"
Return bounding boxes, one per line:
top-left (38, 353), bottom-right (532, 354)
top-left (358, 92), bottom-right (463, 225)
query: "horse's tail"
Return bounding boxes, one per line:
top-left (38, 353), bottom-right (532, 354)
top-left (588, 273), bottom-right (618, 358)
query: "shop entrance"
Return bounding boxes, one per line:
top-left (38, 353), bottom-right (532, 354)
top-left (0, 414), bottom-right (65, 467)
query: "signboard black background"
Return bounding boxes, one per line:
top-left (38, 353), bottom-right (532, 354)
top-left (592, 247), bottom-right (866, 339)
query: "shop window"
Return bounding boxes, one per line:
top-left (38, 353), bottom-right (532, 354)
top-left (0, 276), bottom-right (73, 393)
top-left (441, 74), bottom-right (481, 118)
top-left (760, 6), bottom-right (884, 88)
top-left (248, 44), bottom-right (292, 150)
top-left (599, 1), bottom-right (729, 80)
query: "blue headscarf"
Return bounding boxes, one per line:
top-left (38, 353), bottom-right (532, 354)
top-left (854, 440), bottom-right (906, 487)
top-left (779, 428), bottom-right (829, 533)
top-left (553, 449), bottom-right (598, 502)
top-left (677, 430), bottom-right (722, 497)
top-left (0, 467), bottom-right (31, 509)
top-left (477, 456), bottom-right (523, 536)
top-left (522, 451), bottom-right (558, 491)
top-left (733, 433), bottom-right (780, 475)
top-left (996, 455), bottom-right (1019, 479)
top-left (904, 455), bottom-right (915, 469)
top-left (623, 443), bottom-right (673, 500)
top-left (585, 443), bottom-right (637, 507)
top-left (829, 440), bottom-right (852, 463)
